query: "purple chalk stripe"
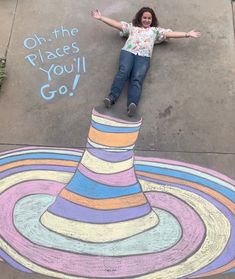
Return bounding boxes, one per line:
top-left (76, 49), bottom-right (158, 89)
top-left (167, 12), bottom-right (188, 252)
top-left (0, 165), bottom-right (76, 179)
top-left (140, 175), bottom-right (235, 276)
top-left (47, 196), bottom-right (150, 223)
top-left (0, 248), bottom-right (32, 272)
top-left (92, 108), bottom-right (142, 125)
top-left (135, 156), bottom-right (235, 186)
top-left (175, 187), bottom-right (235, 275)
top-left (0, 180), bottom-right (205, 278)
top-left (86, 142), bottom-right (133, 162)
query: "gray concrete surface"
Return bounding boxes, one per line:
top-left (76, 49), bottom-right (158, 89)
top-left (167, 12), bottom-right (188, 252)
top-left (1, 260), bottom-right (235, 279)
top-left (0, 0), bottom-right (234, 279)
top-left (0, 0), bottom-right (17, 57)
top-left (232, 0), bottom-right (235, 34)
top-left (0, 0), bottom-right (234, 152)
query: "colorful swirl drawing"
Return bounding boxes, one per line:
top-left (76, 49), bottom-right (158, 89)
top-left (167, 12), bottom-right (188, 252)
top-left (0, 108), bottom-right (234, 279)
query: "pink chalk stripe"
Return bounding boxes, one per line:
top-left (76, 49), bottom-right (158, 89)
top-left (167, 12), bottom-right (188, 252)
top-left (92, 108), bottom-right (142, 125)
top-left (0, 180), bottom-right (205, 277)
top-left (79, 163), bottom-right (137, 186)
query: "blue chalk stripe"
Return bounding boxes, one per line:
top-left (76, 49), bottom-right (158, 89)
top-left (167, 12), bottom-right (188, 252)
top-left (66, 171), bottom-right (142, 199)
top-left (91, 120), bottom-right (140, 133)
top-left (0, 152), bottom-right (81, 166)
top-left (135, 165), bottom-right (235, 202)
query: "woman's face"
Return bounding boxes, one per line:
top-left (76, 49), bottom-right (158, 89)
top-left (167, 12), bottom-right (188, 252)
top-left (141, 12), bottom-right (152, 28)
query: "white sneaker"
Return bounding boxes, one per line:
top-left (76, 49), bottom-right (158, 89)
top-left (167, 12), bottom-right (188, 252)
top-left (127, 103), bottom-right (137, 117)
top-left (104, 97), bottom-right (112, 109)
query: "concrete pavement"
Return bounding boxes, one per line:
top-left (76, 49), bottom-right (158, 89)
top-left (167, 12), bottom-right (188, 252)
top-left (0, 1), bottom-right (234, 278)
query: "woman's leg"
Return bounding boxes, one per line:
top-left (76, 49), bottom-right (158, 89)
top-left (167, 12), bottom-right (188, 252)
top-left (127, 55), bottom-right (150, 107)
top-left (108, 50), bottom-right (134, 103)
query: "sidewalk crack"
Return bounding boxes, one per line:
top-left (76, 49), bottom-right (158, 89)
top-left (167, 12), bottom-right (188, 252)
top-left (4, 0), bottom-right (19, 58)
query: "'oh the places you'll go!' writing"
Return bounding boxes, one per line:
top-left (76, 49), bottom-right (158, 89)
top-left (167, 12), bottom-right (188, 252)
top-left (23, 26), bottom-right (86, 101)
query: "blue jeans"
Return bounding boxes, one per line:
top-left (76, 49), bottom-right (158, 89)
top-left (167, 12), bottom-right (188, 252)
top-left (109, 50), bottom-right (150, 107)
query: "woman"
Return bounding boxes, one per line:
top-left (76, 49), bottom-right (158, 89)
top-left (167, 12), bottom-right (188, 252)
top-left (91, 7), bottom-right (200, 116)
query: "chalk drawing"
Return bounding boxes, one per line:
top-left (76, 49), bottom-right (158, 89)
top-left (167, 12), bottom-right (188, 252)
top-left (23, 26), bottom-right (86, 101)
top-left (0, 108), bottom-right (234, 278)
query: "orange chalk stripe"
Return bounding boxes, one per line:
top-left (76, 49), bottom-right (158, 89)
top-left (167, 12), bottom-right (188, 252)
top-left (0, 159), bottom-right (78, 172)
top-left (136, 171), bottom-right (235, 214)
top-left (88, 127), bottom-right (138, 147)
top-left (60, 189), bottom-right (147, 210)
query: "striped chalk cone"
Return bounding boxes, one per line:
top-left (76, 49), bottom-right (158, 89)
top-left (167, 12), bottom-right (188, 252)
top-left (41, 108), bottom-right (159, 242)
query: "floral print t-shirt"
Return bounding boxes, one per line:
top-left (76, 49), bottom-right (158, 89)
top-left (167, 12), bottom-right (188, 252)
top-left (120, 21), bottom-right (172, 57)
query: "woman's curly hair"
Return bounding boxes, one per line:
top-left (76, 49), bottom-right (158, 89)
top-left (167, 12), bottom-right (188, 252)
top-left (132, 7), bottom-right (159, 27)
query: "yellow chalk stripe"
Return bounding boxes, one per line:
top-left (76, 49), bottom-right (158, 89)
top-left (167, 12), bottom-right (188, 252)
top-left (88, 126), bottom-right (138, 147)
top-left (81, 150), bottom-right (133, 174)
top-left (135, 160), bottom-right (235, 192)
top-left (136, 171), bottom-right (235, 214)
top-left (40, 210), bottom-right (158, 243)
top-left (92, 114), bottom-right (141, 128)
top-left (0, 171), bottom-right (73, 193)
top-left (136, 180), bottom-right (231, 279)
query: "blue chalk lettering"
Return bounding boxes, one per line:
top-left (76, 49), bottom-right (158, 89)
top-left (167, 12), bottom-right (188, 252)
top-left (24, 26), bottom-right (86, 101)
top-left (64, 64), bottom-right (74, 74)
top-left (39, 64), bottom-right (54, 82)
top-left (71, 42), bottom-right (80, 53)
top-left (59, 85), bottom-right (68, 95)
top-left (55, 48), bottom-right (64, 57)
top-left (71, 28), bottom-right (79, 36)
top-left (82, 57), bottom-right (86, 73)
top-left (61, 26), bottom-right (70, 37)
top-left (72, 74), bottom-right (80, 90)
top-left (25, 54), bottom-right (37, 66)
top-left (23, 34), bottom-right (46, 49)
top-left (63, 45), bottom-right (71, 55)
top-left (76, 57), bottom-right (80, 73)
top-left (52, 26), bottom-right (72, 38)
top-left (46, 51), bottom-right (57, 60)
top-left (38, 49), bottom-right (44, 63)
top-left (34, 34), bottom-right (46, 45)
top-left (52, 28), bottom-right (60, 39)
top-left (53, 65), bottom-right (64, 76)
top-left (40, 84), bottom-right (56, 100)
top-left (24, 37), bottom-right (37, 49)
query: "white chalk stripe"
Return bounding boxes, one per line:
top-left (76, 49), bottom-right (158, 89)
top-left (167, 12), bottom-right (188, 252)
top-left (81, 150), bottom-right (134, 174)
top-left (138, 179), bottom-right (231, 279)
top-left (92, 114), bottom-right (141, 128)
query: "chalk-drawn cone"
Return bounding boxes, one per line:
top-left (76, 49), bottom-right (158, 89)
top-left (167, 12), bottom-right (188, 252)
top-left (41, 107), bottom-right (159, 242)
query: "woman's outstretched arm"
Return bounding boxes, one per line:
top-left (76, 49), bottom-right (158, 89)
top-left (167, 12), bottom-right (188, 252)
top-left (165, 30), bottom-right (201, 39)
top-left (91, 9), bottom-right (122, 31)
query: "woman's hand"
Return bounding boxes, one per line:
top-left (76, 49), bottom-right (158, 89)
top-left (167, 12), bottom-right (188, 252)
top-left (91, 9), bottom-right (102, 20)
top-left (90, 9), bottom-right (122, 30)
top-left (187, 30), bottom-right (201, 38)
